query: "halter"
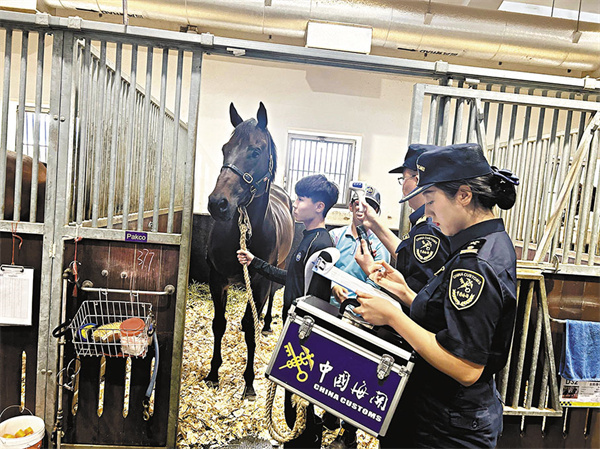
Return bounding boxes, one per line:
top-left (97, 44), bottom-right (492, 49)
top-left (221, 138), bottom-right (274, 206)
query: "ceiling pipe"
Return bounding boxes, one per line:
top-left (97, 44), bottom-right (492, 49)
top-left (40, 0), bottom-right (600, 77)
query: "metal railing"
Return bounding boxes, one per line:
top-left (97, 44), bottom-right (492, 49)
top-left (409, 83), bottom-right (600, 276)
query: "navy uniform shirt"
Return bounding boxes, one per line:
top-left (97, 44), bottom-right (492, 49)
top-left (250, 227), bottom-right (333, 322)
top-left (403, 218), bottom-right (516, 447)
top-left (395, 205), bottom-right (450, 293)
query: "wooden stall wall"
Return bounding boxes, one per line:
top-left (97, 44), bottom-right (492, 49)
top-left (58, 238), bottom-right (179, 447)
top-left (0, 233), bottom-right (42, 424)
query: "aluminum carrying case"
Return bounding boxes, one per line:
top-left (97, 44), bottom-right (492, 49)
top-left (265, 295), bottom-right (415, 437)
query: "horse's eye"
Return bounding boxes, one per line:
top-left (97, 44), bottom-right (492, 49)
top-left (250, 147), bottom-right (261, 158)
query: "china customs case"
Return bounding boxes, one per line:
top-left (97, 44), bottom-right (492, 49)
top-left (265, 295), bottom-right (415, 437)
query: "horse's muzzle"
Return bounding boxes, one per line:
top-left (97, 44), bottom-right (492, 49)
top-left (208, 195), bottom-right (233, 221)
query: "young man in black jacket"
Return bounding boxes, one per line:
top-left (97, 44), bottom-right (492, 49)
top-left (237, 173), bottom-right (339, 448)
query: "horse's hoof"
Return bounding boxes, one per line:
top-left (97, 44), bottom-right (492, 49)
top-left (243, 384), bottom-right (257, 401)
top-left (204, 379), bottom-right (219, 389)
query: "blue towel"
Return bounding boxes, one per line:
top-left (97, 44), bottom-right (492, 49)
top-left (559, 319), bottom-right (600, 381)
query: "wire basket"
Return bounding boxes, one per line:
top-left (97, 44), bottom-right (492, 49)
top-left (68, 299), bottom-right (153, 358)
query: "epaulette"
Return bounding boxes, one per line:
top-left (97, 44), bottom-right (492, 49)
top-left (415, 215), bottom-right (428, 226)
top-left (460, 238), bottom-right (486, 255)
top-left (400, 232), bottom-right (410, 241)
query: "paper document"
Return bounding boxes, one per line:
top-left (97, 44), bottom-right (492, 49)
top-left (311, 248), bottom-right (403, 310)
top-left (0, 265), bottom-right (34, 326)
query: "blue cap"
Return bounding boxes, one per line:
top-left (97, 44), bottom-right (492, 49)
top-left (400, 143), bottom-right (492, 203)
top-left (389, 143), bottom-right (439, 173)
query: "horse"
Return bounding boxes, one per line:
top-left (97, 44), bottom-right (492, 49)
top-left (206, 102), bottom-right (294, 399)
top-left (4, 151), bottom-right (46, 222)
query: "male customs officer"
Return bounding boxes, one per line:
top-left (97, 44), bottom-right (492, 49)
top-left (357, 144), bottom-right (450, 301)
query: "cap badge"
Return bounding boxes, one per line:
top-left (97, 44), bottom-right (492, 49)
top-left (449, 269), bottom-right (485, 310)
top-left (413, 234), bottom-right (440, 263)
top-left (366, 186), bottom-right (374, 195)
top-left (417, 163), bottom-right (425, 172)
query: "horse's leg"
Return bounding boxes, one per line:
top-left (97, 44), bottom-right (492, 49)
top-left (261, 284), bottom-right (276, 335)
top-left (206, 266), bottom-right (228, 388)
top-left (241, 277), bottom-right (271, 400)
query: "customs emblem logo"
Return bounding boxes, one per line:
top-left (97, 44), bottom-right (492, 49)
top-left (279, 342), bottom-right (315, 382)
top-left (413, 234), bottom-right (440, 263)
top-left (295, 251), bottom-right (303, 262)
top-left (449, 269), bottom-right (485, 310)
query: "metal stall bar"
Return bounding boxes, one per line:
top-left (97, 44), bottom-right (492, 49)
top-left (550, 96), bottom-right (576, 258)
top-left (13, 30), bottom-right (28, 221)
top-left (151, 48), bottom-right (168, 233)
top-left (121, 43), bottom-right (137, 230)
top-left (168, 49), bottom-right (202, 449)
top-left (452, 81), bottom-right (465, 144)
top-left (137, 47), bottom-right (152, 231)
top-left (106, 42), bottom-right (122, 229)
top-left (91, 41), bottom-right (106, 227)
top-left (575, 129), bottom-right (599, 264)
top-left (0, 28), bottom-right (11, 219)
top-left (167, 50), bottom-right (183, 234)
top-left (512, 89), bottom-right (534, 245)
top-left (75, 39), bottom-right (91, 225)
top-left (491, 86), bottom-right (506, 167)
top-left (30, 31), bottom-right (44, 223)
top-left (521, 100), bottom-right (547, 259)
top-left (426, 94), bottom-right (438, 145)
top-left (510, 277), bottom-right (534, 408)
top-left (539, 95), bottom-right (561, 254)
top-left (496, 279), bottom-right (521, 403)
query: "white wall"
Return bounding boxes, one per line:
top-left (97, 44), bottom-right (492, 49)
top-left (195, 54), bottom-right (431, 229)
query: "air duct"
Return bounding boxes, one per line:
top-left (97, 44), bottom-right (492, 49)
top-left (40, 0), bottom-right (600, 76)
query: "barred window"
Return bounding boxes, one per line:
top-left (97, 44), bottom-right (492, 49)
top-left (22, 107), bottom-right (50, 163)
top-left (284, 132), bottom-right (361, 205)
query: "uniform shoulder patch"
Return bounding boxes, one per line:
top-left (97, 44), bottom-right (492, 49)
top-left (449, 269), bottom-right (485, 310)
top-left (413, 234), bottom-right (441, 263)
top-left (460, 239), bottom-right (486, 255)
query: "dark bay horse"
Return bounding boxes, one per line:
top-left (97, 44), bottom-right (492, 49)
top-left (4, 151), bottom-right (46, 222)
top-left (206, 102), bottom-right (294, 399)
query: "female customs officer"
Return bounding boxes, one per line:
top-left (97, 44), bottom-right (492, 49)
top-left (353, 143), bottom-right (519, 447)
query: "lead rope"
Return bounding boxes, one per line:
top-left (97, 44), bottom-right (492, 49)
top-left (237, 206), bottom-right (308, 442)
top-left (237, 206), bottom-right (261, 346)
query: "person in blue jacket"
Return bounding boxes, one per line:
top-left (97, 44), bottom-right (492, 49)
top-left (353, 143), bottom-right (519, 448)
top-left (329, 184), bottom-right (390, 307)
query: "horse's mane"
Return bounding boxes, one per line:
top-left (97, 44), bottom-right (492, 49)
top-left (232, 119), bottom-right (278, 177)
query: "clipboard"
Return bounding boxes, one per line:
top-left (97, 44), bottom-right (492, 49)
top-left (0, 264), bottom-right (34, 326)
top-left (308, 248), bottom-right (403, 311)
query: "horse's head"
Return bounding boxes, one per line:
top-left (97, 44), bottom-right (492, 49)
top-left (208, 102), bottom-right (277, 221)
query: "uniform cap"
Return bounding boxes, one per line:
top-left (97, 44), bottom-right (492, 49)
top-left (400, 143), bottom-right (492, 203)
top-left (389, 143), bottom-right (439, 173)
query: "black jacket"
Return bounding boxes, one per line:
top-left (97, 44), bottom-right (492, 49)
top-left (250, 227), bottom-right (333, 322)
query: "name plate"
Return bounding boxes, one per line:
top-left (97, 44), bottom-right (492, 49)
top-left (125, 231), bottom-right (148, 243)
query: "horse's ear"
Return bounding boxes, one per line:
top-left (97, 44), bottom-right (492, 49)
top-left (230, 103), bottom-right (243, 128)
top-left (257, 102), bottom-right (268, 130)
